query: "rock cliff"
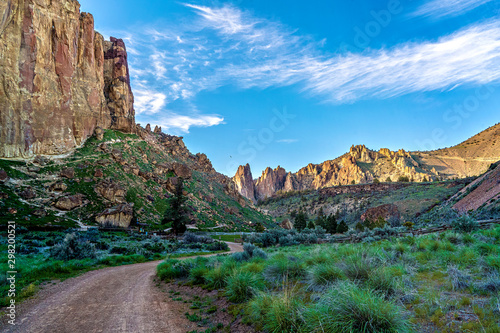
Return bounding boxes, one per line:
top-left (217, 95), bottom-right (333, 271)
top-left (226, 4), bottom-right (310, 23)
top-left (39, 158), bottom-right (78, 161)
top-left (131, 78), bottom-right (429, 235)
top-left (0, 0), bottom-right (135, 158)
top-left (233, 124), bottom-right (500, 202)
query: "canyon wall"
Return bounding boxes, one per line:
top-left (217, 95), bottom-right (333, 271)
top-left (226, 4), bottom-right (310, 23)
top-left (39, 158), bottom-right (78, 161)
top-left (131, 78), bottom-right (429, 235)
top-left (0, 0), bottom-right (134, 158)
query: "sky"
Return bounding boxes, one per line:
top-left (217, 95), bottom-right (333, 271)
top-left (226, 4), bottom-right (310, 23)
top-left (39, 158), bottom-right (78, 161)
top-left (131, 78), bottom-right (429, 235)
top-left (80, 0), bottom-right (500, 177)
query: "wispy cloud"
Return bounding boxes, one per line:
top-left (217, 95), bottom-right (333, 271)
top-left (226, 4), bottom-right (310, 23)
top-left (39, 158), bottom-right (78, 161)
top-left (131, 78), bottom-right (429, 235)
top-left (277, 139), bottom-right (298, 144)
top-left (411, 0), bottom-right (494, 19)
top-left (124, 3), bottom-right (500, 131)
top-left (158, 114), bottom-right (225, 133)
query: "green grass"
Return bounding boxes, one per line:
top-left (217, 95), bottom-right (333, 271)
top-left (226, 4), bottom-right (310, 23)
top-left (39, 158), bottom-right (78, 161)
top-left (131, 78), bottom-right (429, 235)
top-left (157, 226), bottom-right (500, 332)
top-left (209, 234), bottom-right (243, 243)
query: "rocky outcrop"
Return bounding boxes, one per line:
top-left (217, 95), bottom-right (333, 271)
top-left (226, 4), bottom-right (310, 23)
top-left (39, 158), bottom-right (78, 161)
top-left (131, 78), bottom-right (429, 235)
top-left (95, 203), bottom-right (133, 228)
top-left (0, 0), bottom-right (134, 158)
top-left (172, 162), bottom-right (192, 179)
top-left (255, 166), bottom-right (287, 201)
top-left (360, 204), bottom-right (400, 222)
top-left (234, 145), bottom-right (443, 201)
top-left (54, 194), bottom-right (85, 211)
top-left (95, 179), bottom-right (126, 203)
top-left (279, 218), bottom-right (293, 230)
top-left (232, 164), bottom-right (256, 203)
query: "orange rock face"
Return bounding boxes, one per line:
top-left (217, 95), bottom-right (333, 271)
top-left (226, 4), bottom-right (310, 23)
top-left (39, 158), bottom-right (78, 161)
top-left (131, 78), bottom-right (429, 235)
top-left (0, 0), bottom-right (134, 158)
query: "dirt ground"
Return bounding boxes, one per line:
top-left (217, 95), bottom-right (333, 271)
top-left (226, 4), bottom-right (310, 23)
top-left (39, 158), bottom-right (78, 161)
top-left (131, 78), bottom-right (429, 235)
top-left (0, 242), bottom-right (243, 333)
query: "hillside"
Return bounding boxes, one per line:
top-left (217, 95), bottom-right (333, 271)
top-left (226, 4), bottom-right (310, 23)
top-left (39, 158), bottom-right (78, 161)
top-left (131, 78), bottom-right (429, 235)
top-left (256, 180), bottom-right (469, 227)
top-left (0, 126), bottom-right (272, 231)
top-left (448, 161), bottom-right (500, 213)
top-left (234, 123), bottom-right (500, 202)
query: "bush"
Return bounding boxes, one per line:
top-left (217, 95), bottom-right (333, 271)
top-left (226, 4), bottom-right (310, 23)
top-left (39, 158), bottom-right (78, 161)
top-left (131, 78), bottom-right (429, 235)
top-left (302, 282), bottom-right (410, 332)
top-left (157, 259), bottom-right (192, 280)
top-left (225, 271), bottom-right (264, 303)
top-left (264, 256), bottom-right (305, 283)
top-left (452, 215), bottom-right (479, 233)
top-left (49, 233), bottom-right (96, 260)
top-left (447, 265), bottom-right (470, 291)
top-left (232, 243), bottom-right (267, 262)
top-left (247, 290), bottom-right (304, 332)
top-left (307, 263), bottom-right (345, 290)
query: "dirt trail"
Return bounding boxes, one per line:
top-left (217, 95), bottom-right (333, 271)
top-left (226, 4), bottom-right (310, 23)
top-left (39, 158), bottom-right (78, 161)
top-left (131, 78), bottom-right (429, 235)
top-left (1, 242), bottom-right (243, 333)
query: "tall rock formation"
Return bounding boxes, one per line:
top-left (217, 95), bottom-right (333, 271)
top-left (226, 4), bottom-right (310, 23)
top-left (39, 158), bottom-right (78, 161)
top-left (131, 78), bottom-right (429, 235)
top-left (0, 0), bottom-right (134, 158)
top-left (232, 164), bottom-right (256, 203)
top-left (255, 166), bottom-right (287, 201)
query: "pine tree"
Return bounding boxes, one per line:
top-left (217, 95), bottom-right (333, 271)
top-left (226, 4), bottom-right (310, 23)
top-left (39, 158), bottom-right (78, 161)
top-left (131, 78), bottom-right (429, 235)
top-left (315, 207), bottom-right (326, 229)
top-left (294, 210), bottom-right (308, 231)
top-left (325, 214), bottom-right (338, 234)
top-left (337, 220), bottom-right (349, 234)
top-left (162, 179), bottom-right (188, 235)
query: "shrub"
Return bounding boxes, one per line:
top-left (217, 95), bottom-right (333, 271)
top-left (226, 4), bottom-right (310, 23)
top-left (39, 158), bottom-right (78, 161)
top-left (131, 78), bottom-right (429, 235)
top-left (247, 290), bottom-right (304, 332)
top-left (189, 265), bottom-right (209, 285)
top-left (205, 266), bottom-right (227, 289)
top-left (307, 263), bottom-right (345, 290)
top-left (342, 255), bottom-right (377, 282)
top-left (264, 256), bottom-right (306, 283)
top-left (475, 273), bottom-right (500, 294)
top-left (157, 259), bottom-right (192, 280)
top-left (49, 233), bottom-right (96, 260)
top-left (225, 271), bottom-right (264, 303)
top-left (447, 265), bottom-right (470, 291)
top-left (366, 268), bottom-right (399, 297)
top-left (232, 243), bottom-right (267, 262)
top-left (302, 282), bottom-right (410, 332)
top-left (451, 215), bottom-right (479, 233)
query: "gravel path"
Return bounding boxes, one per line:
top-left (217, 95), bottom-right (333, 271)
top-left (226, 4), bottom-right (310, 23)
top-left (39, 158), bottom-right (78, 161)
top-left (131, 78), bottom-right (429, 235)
top-left (1, 242), bottom-right (243, 333)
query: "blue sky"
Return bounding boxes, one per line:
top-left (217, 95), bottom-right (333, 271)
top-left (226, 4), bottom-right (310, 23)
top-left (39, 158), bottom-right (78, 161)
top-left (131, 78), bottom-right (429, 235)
top-left (80, 0), bottom-right (500, 177)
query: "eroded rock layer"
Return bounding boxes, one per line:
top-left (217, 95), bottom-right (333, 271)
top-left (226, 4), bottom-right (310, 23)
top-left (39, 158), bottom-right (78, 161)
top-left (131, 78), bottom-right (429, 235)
top-left (0, 0), bottom-right (134, 158)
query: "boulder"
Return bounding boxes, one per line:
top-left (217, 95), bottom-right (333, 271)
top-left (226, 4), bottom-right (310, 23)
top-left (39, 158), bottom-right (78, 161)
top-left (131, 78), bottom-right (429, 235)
top-left (54, 194), bottom-right (85, 211)
top-left (33, 155), bottom-right (50, 166)
top-left (32, 209), bottom-right (47, 217)
top-left (95, 180), bottom-right (126, 203)
top-left (60, 168), bottom-right (75, 179)
top-left (360, 204), bottom-right (400, 223)
top-left (94, 169), bottom-right (104, 178)
top-left (165, 177), bottom-right (180, 192)
top-left (172, 162), bottom-right (192, 179)
top-left (0, 169), bottom-right (8, 182)
top-left (279, 219), bottom-right (294, 230)
top-left (94, 127), bottom-right (104, 140)
top-left (49, 182), bottom-right (68, 192)
top-left (95, 204), bottom-right (134, 228)
top-left (20, 188), bottom-right (36, 200)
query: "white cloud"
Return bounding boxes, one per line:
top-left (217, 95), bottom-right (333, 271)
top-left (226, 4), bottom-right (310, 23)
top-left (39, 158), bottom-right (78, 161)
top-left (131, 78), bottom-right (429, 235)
top-left (125, 4), bottom-right (500, 132)
top-left (277, 139), bottom-right (298, 144)
top-left (134, 90), bottom-right (167, 114)
top-left (159, 114), bottom-right (225, 133)
top-left (412, 0), bottom-right (494, 19)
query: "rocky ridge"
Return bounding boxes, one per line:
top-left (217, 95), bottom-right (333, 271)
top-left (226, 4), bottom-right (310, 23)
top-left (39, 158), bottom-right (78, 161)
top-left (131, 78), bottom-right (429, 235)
top-left (233, 124), bottom-right (500, 202)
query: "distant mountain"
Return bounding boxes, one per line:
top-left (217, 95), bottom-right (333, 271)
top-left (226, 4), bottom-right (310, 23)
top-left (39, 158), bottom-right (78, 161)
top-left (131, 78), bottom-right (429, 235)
top-left (233, 123), bottom-right (500, 203)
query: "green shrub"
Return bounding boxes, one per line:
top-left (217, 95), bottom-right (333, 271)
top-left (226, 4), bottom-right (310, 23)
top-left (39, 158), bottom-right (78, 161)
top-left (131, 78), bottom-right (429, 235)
top-left (225, 271), bottom-right (264, 303)
top-left (303, 282), bottom-right (410, 332)
top-left (49, 233), bottom-right (96, 260)
top-left (157, 259), bottom-right (191, 280)
top-left (205, 266), bottom-right (228, 289)
top-left (189, 265), bottom-right (209, 285)
top-left (452, 215), bottom-right (479, 233)
top-left (366, 268), bottom-right (399, 297)
top-left (264, 256), bottom-right (306, 283)
top-left (307, 263), bottom-right (345, 290)
top-left (247, 290), bottom-right (304, 332)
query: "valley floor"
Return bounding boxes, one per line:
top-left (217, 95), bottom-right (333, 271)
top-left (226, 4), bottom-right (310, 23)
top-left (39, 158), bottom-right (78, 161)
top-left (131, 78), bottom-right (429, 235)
top-left (0, 243), bottom-right (242, 333)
